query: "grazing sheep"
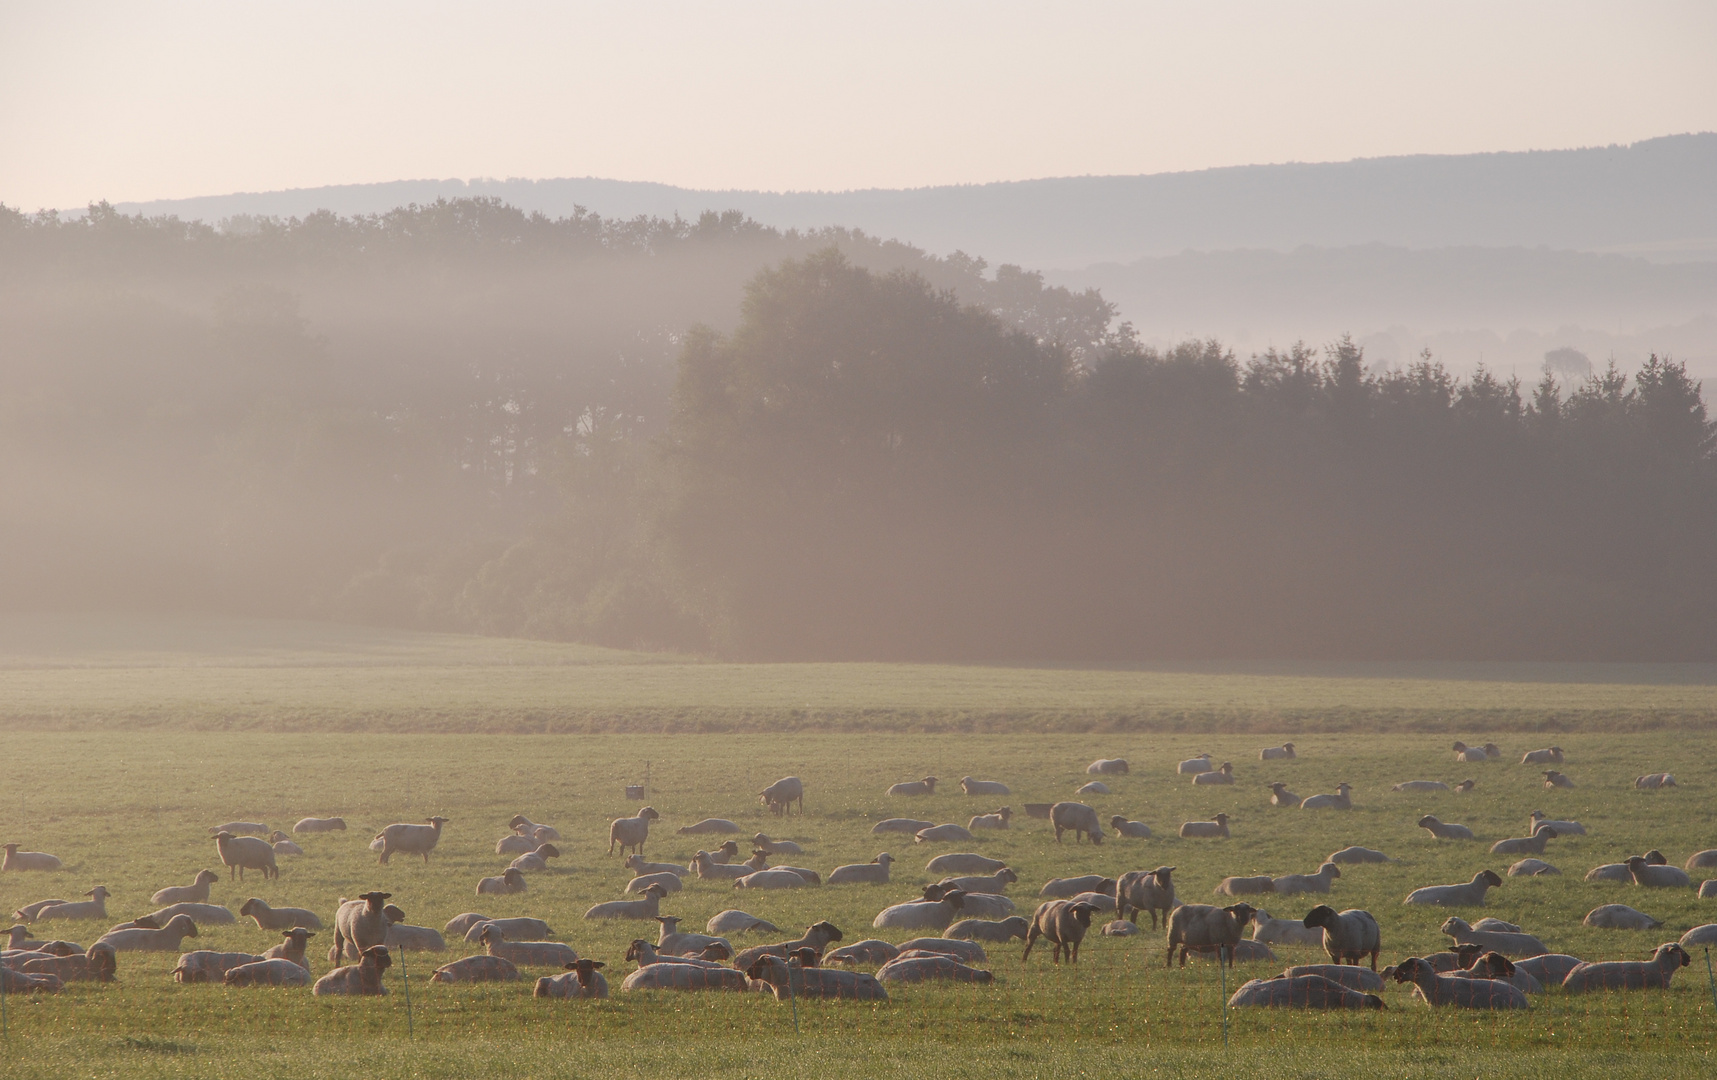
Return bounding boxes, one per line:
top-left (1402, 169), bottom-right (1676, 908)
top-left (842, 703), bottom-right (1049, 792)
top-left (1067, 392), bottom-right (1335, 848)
top-left (1440, 916), bottom-right (1547, 956)
top-left (1635, 772), bottom-right (1677, 789)
top-left (207, 821), bottom-right (269, 837)
top-left (1562, 943), bottom-right (1690, 992)
top-left (1109, 816), bottom-right (1152, 838)
top-left (1250, 910), bottom-right (1324, 947)
top-left (960, 777), bottom-right (1010, 795)
top-left (33, 887), bottom-right (111, 922)
top-left (21, 942), bottom-right (117, 983)
top-left (1404, 870), bottom-right (1503, 907)
top-left (1, 844), bottom-right (63, 874)
top-left (690, 851), bottom-right (751, 881)
top-left (752, 833), bottom-right (803, 855)
top-left (239, 898), bottom-right (322, 931)
top-left (1515, 953), bottom-right (1584, 985)
top-left (1587, 850), bottom-right (1667, 882)
top-left (1116, 867), bottom-right (1176, 929)
top-left (968, 808), bottom-right (1012, 831)
top-left (1260, 743), bottom-right (1297, 760)
top-left (584, 882), bottom-right (668, 920)
top-left (623, 855), bottom-right (684, 878)
top-left (1451, 742), bottom-right (1488, 764)
top-left (1076, 781), bottom-right (1111, 796)
top-left (1179, 813), bottom-right (1231, 839)
top-left (96, 913), bottom-right (199, 952)
top-left (877, 954), bottom-right (993, 984)
top-left (143, 902), bottom-right (235, 926)
top-left (1302, 906), bottom-right (1381, 970)
top-left (1228, 973), bottom-right (1382, 1010)
top-left (173, 949), bottom-right (266, 983)
top-left (1490, 826), bottom-right (1559, 856)
top-left (706, 910), bottom-right (779, 935)
top-left (888, 776), bottom-right (939, 796)
top-left (292, 817), bottom-right (347, 834)
top-left (947, 916), bottom-right (1030, 943)
top-left (939, 868), bottom-right (1017, 895)
top-left (1528, 811), bottom-right (1585, 836)
top-left (1508, 859), bottom-right (1560, 877)
top-left (1418, 815), bottom-right (1475, 840)
top-left (1089, 758), bottom-right (1130, 775)
top-left (1521, 747), bottom-right (1565, 765)
top-left (1542, 770), bottom-right (1575, 788)
top-left (1684, 850), bottom-right (1717, 870)
top-left (927, 853), bottom-right (1006, 875)
top-left (1267, 783), bottom-right (1300, 807)
top-left (824, 939), bottom-right (902, 965)
top-left (607, 807), bottom-right (659, 857)
top-left (826, 853), bottom-right (894, 885)
top-left (534, 958), bottom-right (608, 999)
top-left (1192, 762), bottom-right (1235, 786)
top-left (460, 917), bottom-right (551, 943)
top-left (1176, 754), bottom-right (1213, 775)
top-left (625, 872), bottom-right (683, 895)
top-left (1023, 900), bottom-right (1100, 963)
top-left (332, 892), bottom-right (393, 965)
top-left (1041, 874), bottom-right (1116, 899)
top-left (1328, 846), bottom-right (1389, 864)
top-left (1274, 863), bottom-right (1342, 896)
top-left (676, 818), bottom-right (741, 835)
top-left (623, 961), bottom-right (751, 991)
top-left (1393, 780), bottom-right (1450, 793)
top-left (1164, 903), bottom-right (1257, 967)
top-left (476, 868), bottom-right (528, 896)
top-left (1391, 956), bottom-right (1529, 1009)
top-left (731, 921), bottom-right (845, 969)
top-left (1627, 855), bottom-right (1691, 888)
top-left (1584, 904), bottom-right (1661, 930)
top-left (873, 889), bottom-right (967, 931)
top-left (1214, 875), bottom-right (1276, 896)
top-left (151, 870), bottom-right (220, 906)
top-left (479, 924), bottom-right (578, 967)
top-left (1300, 783), bottom-right (1353, 810)
top-left (746, 954), bottom-right (887, 1000)
top-left (915, 823), bottom-right (975, 843)
top-left (269, 831), bottom-right (303, 857)
top-left (210, 831), bottom-right (279, 882)
top-left (759, 776), bottom-right (805, 816)
top-left (872, 818), bottom-right (936, 835)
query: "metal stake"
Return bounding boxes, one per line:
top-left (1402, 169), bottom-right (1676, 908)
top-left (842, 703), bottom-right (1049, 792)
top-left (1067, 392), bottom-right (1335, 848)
top-left (1219, 945), bottom-right (1229, 1047)
top-left (1705, 948), bottom-right (1717, 1014)
top-left (398, 946), bottom-right (414, 1038)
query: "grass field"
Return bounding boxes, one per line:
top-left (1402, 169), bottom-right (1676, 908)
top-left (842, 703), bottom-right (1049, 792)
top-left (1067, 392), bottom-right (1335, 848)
top-left (1, 616), bottom-right (1715, 1078)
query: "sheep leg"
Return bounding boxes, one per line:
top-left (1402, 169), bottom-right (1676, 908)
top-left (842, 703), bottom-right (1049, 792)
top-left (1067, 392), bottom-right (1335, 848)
top-left (1368, 949), bottom-right (1378, 973)
top-left (1022, 929), bottom-right (1039, 962)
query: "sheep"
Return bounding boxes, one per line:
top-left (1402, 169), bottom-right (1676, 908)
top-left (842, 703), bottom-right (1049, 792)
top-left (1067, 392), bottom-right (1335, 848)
top-left (1635, 772), bottom-right (1677, 789)
top-left (268, 831), bottom-right (303, 857)
top-left (1680, 924), bottom-right (1717, 948)
top-left (221, 958), bottom-right (311, 987)
top-left (331, 892), bottom-right (393, 965)
top-left (1109, 816), bottom-right (1152, 838)
top-left (1483, 743), bottom-right (1502, 758)
top-left (207, 821), bottom-right (269, 837)
top-left (511, 843), bottom-right (561, 872)
top-left (1521, 747), bottom-right (1565, 765)
top-left (142, 902), bottom-right (234, 926)
top-left (1404, 870), bottom-right (1503, 907)
top-left (735, 868), bottom-right (808, 890)
top-left (1302, 906), bottom-right (1381, 969)
top-left (1300, 783), bottom-right (1353, 810)
top-left (212, 831), bottom-right (277, 882)
top-left (1526, 810), bottom-right (1584, 836)
top-left (1627, 855), bottom-right (1691, 888)
top-left (824, 852), bottom-right (894, 886)
top-left (877, 954), bottom-right (994, 984)
top-left (1164, 903), bottom-right (1257, 967)
top-left (968, 808), bottom-right (1012, 830)
top-left (707, 910), bottom-right (779, 935)
top-left (1391, 956), bottom-right (1529, 1008)
top-left (1393, 780), bottom-right (1450, 792)
top-left (874, 889), bottom-right (967, 931)
top-left (624, 855), bottom-right (684, 879)
top-left (478, 923), bottom-right (578, 967)
top-left (960, 777), bottom-right (1011, 795)
top-left (1451, 741), bottom-right (1489, 764)
top-left (873, 819), bottom-right (936, 837)
top-left (915, 823), bottom-right (975, 843)
top-left (1698, 880), bottom-right (1716, 897)
top-left (12, 898), bottom-right (72, 923)
top-left (1274, 863), bottom-right (1342, 896)
top-left (752, 833), bottom-right (803, 855)
top-left (951, 890), bottom-right (1015, 919)
top-left (1260, 743), bottom-right (1297, 760)
top-left (1089, 758), bottom-right (1130, 775)
top-left (1042, 874), bottom-right (1116, 899)
top-left (33, 887), bottom-right (111, 922)
top-left (1562, 943), bottom-right (1690, 992)
top-left (373, 816), bottom-right (448, 865)
top-left (626, 872), bottom-right (683, 895)
top-left (1584, 904), bottom-right (1661, 930)
top-left (584, 882), bottom-right (668, 920)
top-left (927, 853), bottom-right (1007, 875)
top-left (1417, 815), bottom-right (1474, 841)
top-left (508, 815), bottom-right (560, 841)
top-left (731, 921), bottom-right (845, 969)
top-left (627, 939), bottom-right (728, 968)
top-left (1177, 754), bottom-right (1213, 775)
top-left (0, 965), bottom-right (64, 993)
top-left (534, 958), bottom-right (608, 999)
top-left (96, 913), bottom-right (199, 952)
top-left (1022, 899), bottom-right (1100, 963)
top-left (476, 868), bottom-right (528, 896)
top-left (1193, 762), bottom-right (1235, 786)
top-left (676, 818), bottom-right (741, 835)
top-left (1512, 954), bottom-right (1583, 986)
top-left (887, 776), bottom-right (939, 796)
top-left (650, 917), bottom-right (731, 958)
top-left (1075, 781), bottom-right (1110, 796)
top-left (1470, 917), bottom-right (1520, 932)
top-left (607, 807), bottom-right (659, 857)
top-left (1228, 972), bottom-right (1383, 1009)
top-left (257, 927), bottom-right (316, 968)
top-left (173, 949), bottom-right (266, 983)
top-left (1214, 875), bottom-right (1276, 896)
top-left (1250, 910), bottom-right (1324, 947)
top-left (1489, 825), bottom-right (1559, 857)
top-left (1542, 770), bottom-right (1575, 788)
top-left (1444, 952), bottom-right (1544, 995)
top-left (1267, 782), bottom-right (1300, 807)
top-left (429, 954), bottom-right (521, 985)
top-left (1328, 846), bottom-right (1390, 864)
top-left (314, 945), bottom-right (394, 994)
top-left (690, 850), bottom-right (752, 881)
top-left (3, 925), bottom-right (62, 951)
top-left (1586, 850), bottom-right (1667, 882)
top-left (1440, 916), bottom-right (1547, 956)
top-left (623, 960), bottom-right (751, 991)
top-left (382, 922), bottom-right (443, 952)
top-left (1455, 779), bottom-right (1477, 792)
top-left (21, 942), bottom-right (117, 983)
top-left (947, 916), bottom-right (1030, 943)
top-left (292, 816), bottom-right (347, 834)
top-left (1103, 919), bottom-right (1140, 936)
top-left (2, 844), bottom-right (63, 873)
top-left (1509, 859), bottom-right (1560, 877)
top-left (746, 954), bottom-right (888, 1000)
top-left (759, 776), bottom-right (804, 816)
top-left (1684, 850), bottom-right (1717, 870)
top-left (824, 939), bottom-right (902, 965)
top-left (939, 868), bottom-right (1017, 895)
top-left (150, 870), bottom-right (220, 906)
top-left (495, 829), bottom-right (538, 856)
top-left (1179, 813), bottom-right (1231, 839)
top-left (239, 898), bottom-right (322, 931)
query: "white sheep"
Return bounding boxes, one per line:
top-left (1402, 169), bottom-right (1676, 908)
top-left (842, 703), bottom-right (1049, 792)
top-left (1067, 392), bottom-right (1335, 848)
top-left (1048, 802), bottom-right (1104, 844)
top-left (1109, 816), bottom-right (1152, 838)
top-left (33, 886), bottom-right (111, 921)
top-left (622, 961), bottom-right (750, 991)
top-left (1192, 762), bottom-right (1235, 786)
top-left (1075, 781), bottom-right (1110, 795)
top-left (625, 871), bottom-right (683, 895)
top-left (745, 953), bottom-right (887, 1000)
top-left (1562, 943), bottom-right (1689, 992)
top-left (1634, 772), bottom-right (1676, 789)
top-left (207, 821), bottom-right (269, 837)
top-left (1584, 904), bottom-right (1661, 930)
top-left (690, 850), bottom-right (751, 881)
top-left (947, 916), bottom-right (1030, 943)
top-left (731, 921), bottom-right (844, 969)
top-left (429, 954), bottom-right (521, 984)
top-left (1179, 813), bottom-right (1230, 839)
top-left (314, 946), bottom-right (393, 995)
top-left (877, 954), bottom-right (994, 984)
top-left (734, 868), bottom-right (807, 890)
top-left (1450, 742), bottom-right (1489, 764)
top-left (223, 958), bottom-right (311, 987)
top-left (476, 868), bottom-right (528, 896)
top-left (706, 910), bottom-right (780, 935)
top-left (1508, 859), bottom-right (1560, 877)
top-left (1417, 815), bottom-right (1474, 840)
top-left (510, 843), bottom-right (561, 872)
top-left (887, 776), bottom-right (939, 796)
top-left (1228, 972), bottom-right (1382, 1010)
top-left (1440, 916), bottom-right (1547, 956)
top-left (269, 831), bottom-right (303, 856)
top-left (968, 808), bottom-right (1012, 830)
top-left (1327, 846), bottom-right (1390, 864)
top-left (937, 868), bottom-right (1016, 895)
top-left (1089, 758), bottom-right (1131, 774)
top-left (12, 898), bottom-right (72, 923)
top-left (373, 816), bottom-right (448, 865)
top-left (826, 853), bottom-right (894, 885)
top-left (1023, 899), bottom-right (1101, 963)
top-left (1267, 782), bottom-right (1300, 807)
top-left (479, 923), bottom-right (578, 967)
top-left (331, 892), bottom-right (394, 965)
top-left (96, 913), bottom-right (199, 952)
top-left (927, 853), bottom-right (1006, 874)
top-left (1683, 849), bottom-right (1717, 870)
top-left (239, 897), bottom-right (322, 930)
top-left (261, 927), bottom-right (316, 968)
top-left (1259, 743), bottom-right (1296, 760)
top-left (1627, 855), bottom-right (1691, 888)
top-left (534, 958), bottom-right (608, 999)
top-left (1391, 956), bottom-right (1529, 1008)
top-left (1515, 953), bottom-right (1584, 985)
top-left (758, 776), bottom-right (804, 816)
top-left (873, 889), bottom-right (967, 931)
top-left (752, 833), bottom-right (803, 855)
top-left (1490, 825), bottom-right (1558, 856)
top-left (20, 942), bottom-right (117, 983)
top-left (1164, 903), bottom-right (1257, 967)
top-left (607, 807), bottom-right (660, 856)
top-left (872, 818), bottom-right (936, 835)
top-left (1520, 747), bottom-right (1564, 765)
top-left (1249, 909), bottom-right (1324, 947)
top-left (173, 949), bottom-right (265, 983)
top-left (3, 844), bottom-right (64, 872)
top-left (1300, 783), bottom-right (1353, 810)
top-left (212, 831), bottom-right (277, 881)
top-left (1273, 863), bottom-right (1341, 895)
top-left (1403, 870), bottom-right (1503, 906)
top-left (1392, 780), bottom-right (1450, 792)
top-left (143, 902), bottom-right (235, 925)
top-left (461, 916), bottom-right (551, 943)
top-left (383, 922), bottom-right (445, 951)
top-left (292, 817), bottom-right (347, 834)
top-left (495, 828), bottom-right (538, 856)
top-left (1176, 754), bottom-right (1213, 775)
top-left (583, 882), bottom-right (668, 920)
top-left (508, 815), bottom-right (560, 841)
top-left (1586, 850), bottom-right (1666, 882)
top-left (1302, 905), bottom-right (1381, 969)
top-left (151, 870), bottom-right (219, 905)
top-left (914, 823), bottom-right (975, 843)
top-left (1528, 810), bottom-right (1585, 835)
top-left (676, 818), bottom-right (741, 835)
top-left (653, 915), bottom-right (733, 957)
top-left (960, 777), bottom-right (1011, 795)
top-left (823, 938), bottom-right (903, 965)
top-left (1541, 770), bottom-right (1575, 788)
top-left (1678, 924), bottom-right (1717, 948)
top-left (1214, 874), bottom-right (1275, 896)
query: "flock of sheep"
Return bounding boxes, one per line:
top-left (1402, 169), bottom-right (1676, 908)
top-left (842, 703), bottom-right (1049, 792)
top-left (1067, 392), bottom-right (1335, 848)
top-left (3, 741), bottom-right (1712, 1015)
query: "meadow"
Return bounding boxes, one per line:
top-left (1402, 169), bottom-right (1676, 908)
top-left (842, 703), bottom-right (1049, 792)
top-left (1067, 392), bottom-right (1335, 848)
top-left (1, 617), bottom-right (1715, 1078)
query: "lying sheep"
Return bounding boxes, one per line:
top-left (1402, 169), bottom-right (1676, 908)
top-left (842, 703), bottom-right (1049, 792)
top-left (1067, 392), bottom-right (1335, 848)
top-left (213, 831), bottom-right (277, 881)
top-left (509, 815), bottom-right (560, 842)
top-left (1267, 783), bottom-right (1300, 807)
top-left (872, 818), bottom-right (936, 835)
top-left (877, 955), bottom-right (994, 983)
top-left (1192, 762), bottom-right (1235, 786)
top-left (951, 890), bottom-right (1016, 919)
top-left (332, 892), bottom-right (393, 966)
top-left (509, 843), bottom-right (561, 873)
top-left (1418, 815), bottom-right (1475, 840)
top-left (824, 939), bottom-right (901, 965)
top-left (1542, 770), bottom-right (1575, 788)
top-left (677, 818), bottom-right (741, 835)
top-left (690, 851), bottom-right (751, 881)
top-left (1515, 953), bottom-right (1584, 985)
top-left (626, 871), bottom-right (683, 895)
top-left (219, 958), bottom-right (308, 987)
top-left (928, 853), bottom-right (1006, 874)
top-left (1680, 925), bottom-right (1717, 948)
top-left (269, 832), bottom-right (303, 856)
top-left (1584, 904), bottom-right (1661, 930)
top-left (1483, 743), bottom-right (1502, 758)
top-left (1164, 903), bottom-right (1257, 967)
top-left (1283, 964), bottom-right (1384, 990)
top-left (1075, 781), bottom-right (1110, 796)
top-left (1440, 916), bottom-right (1547, 957)
top-left (292, 817), bottom-right (346, 834)
top-left (1451, 742), bottom-right (1489, 764)
top-left (374, 817), bottom-right (449, 865)
top-left (584, 882), bottom-right (669, 920)
top-left (151, 870), bottom-right (219, 905)
top-left (1300, 783), bottom-right (1353, 810)
top-left (947, 916), bottom-right (1030, 943)
top-left (207, 821), bottom-right (268, 837)
top-left (461, 916), bottom-right (551, 944)
top-left (968, 808), bottom-right (1012, 831)
top-left (1110, 816), bottom-right (1152, 838)
top-left (20, 943), bottom-right (117, 983)
top-left (1520, 747), bottom-right (1564, 765)
top-left (758, 776), bottom-right (804, 816)
top-left (429, 953), bottom-right (520, 985)
top-left (1089, 758), bottom-right (1130, 775)
top-left (735, 868), bottom-right (808, 890)
top-left (260, 927), bottom-right (316, 968)
top-left (1228, 972), bottom-right (1382, 1010)
top-left (873, 889), bottom-right (967, 931)
top-left (707, 910), bottom-right (779, 936)
top-left (479, 924), bottom-right (578, 967)
top-left (752, 833), bottom-right (803, 855)
top-left (12, 898), bottom-right (72, 923)
top-left (1490, 826), bottom-right (1558, 856)
top-left (1393, 780), bottom-right (1450, 793)
top-left (534, 959), bottom-right (608, 999)
top-left (1302, 906), bottom-right (1381, 970)
top-left (1391, 956), bottom-right (1529, 1009)
top-left (384, 922), bottom-right (445, 952)
top-left (627, 939), bottom-right (728, 968)
top-left (939, 868), bottom-right (1017, 895)
top-left (1628, 856), bottom-right (1691, 888)
top-left (1274, 863), bottom-right (1341, 896)
top-left (915, 823), bottom-right (975, 844)
top-left (1177, 754), bottom-right (1213, 775)
top-left (1586, 850), bottom-right (1667, 882)
top-left (476, 868), bottom-right (528, 896)
top-left (1023, 899), bottom-right (1100, 963)
top-left (1328, 846), bottom-right (1389, 864)
top-left (1249, 909), bottom-right (1323, 947)
top-left (624, 855), bottom-right (684, 878)
top-left (1684, 849), bottom-right (1717, 870)
top-left (143, 902), bottom-right (235, 926)
top-left (1041, 874), bottom-right (1115, 899)
top-left (622, 961), bottom-right (751, 992)
top-left (173, 949), bottom-right (265, 983)
top-left (33, 887), bottom-right (111, 922)
top-left (1562, 943), bottom-right (1690, 992)
top-left (887, 776), bottom-right (939, 796)
top-left (239, 898), bottom-right (322, 931)
top-left (1103, 920), bottom-right (1139, 936)
top-left (1526, 811), bottom-right (1584, 836)
top-left (1260, 743), bottom-right (1296, 760)
top-left (1454, 779), bottom-right (1477, 792)
top-left (1508, 859), bottom-right (1560, 877)
top-left (1699, 880), bottom-right (1716, 898)
top-left (1179, 813), bottom-right (1230, 839)
top-left (496, 828), bottom-right (538, 856)
top-left (960, 777), bottom-right (1011, 795)
top-left (826, 853), bottom-right (894, 885)
top-left (1635, 773), bottom-right (1676, 789)
top-left (1214, 875), bottom-right (1275, 896)
top-left (1403, 870), bottom-right (1503, 907)
top-left (0, 968), bottom-right (62, 993)
top-left (96, 913), bottom-right (199, 952)
top-left (746, 954), bottom-right (888, 1000)
top-left (731, 921), bottom-right (844, 969)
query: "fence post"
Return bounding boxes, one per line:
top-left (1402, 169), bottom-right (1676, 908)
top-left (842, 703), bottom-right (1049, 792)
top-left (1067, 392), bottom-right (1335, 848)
top-left (398, 946), bottom-right (414, 1038)
top-left (1219, 945), bottom-right (1229, 1047)
top-left (1705, 948), bottom-right (1717, 1014)
top-left (788, 961), bottom-right (800, 1035)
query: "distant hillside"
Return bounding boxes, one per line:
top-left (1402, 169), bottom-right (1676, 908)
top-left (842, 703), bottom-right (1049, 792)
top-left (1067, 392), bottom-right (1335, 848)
top-left (113, 134), bottom-right (1717, 269)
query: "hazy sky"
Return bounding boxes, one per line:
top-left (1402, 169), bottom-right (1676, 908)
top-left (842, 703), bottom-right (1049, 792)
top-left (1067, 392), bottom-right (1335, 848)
top-left (3, 1), bottom-right (1714, 210)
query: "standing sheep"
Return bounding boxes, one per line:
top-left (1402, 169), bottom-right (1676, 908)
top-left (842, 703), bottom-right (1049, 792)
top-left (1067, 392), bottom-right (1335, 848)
top-left (1302, 906), bottom-right (1381, 970)
top-left (758, 776), bottom-right (804, 816)
top-left (1164, 903), bottom-right (1257, 967)
top-left (1049, 802), bottom-right (1104, 844)
top-left (331, 892), bottom-right (393, 966)
top-left (607, 807), bottom-right (660, 856)
top-left (1022, 900), bottom-right (1100, 963)
top-left (213, 831), bottom-right (278, 881)
top-left (374, 816), bottom-right (448, 865)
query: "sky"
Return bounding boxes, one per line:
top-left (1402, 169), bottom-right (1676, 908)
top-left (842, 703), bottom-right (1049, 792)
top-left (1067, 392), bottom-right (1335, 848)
top-left (2, 1), bottom-right (1715, 211)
